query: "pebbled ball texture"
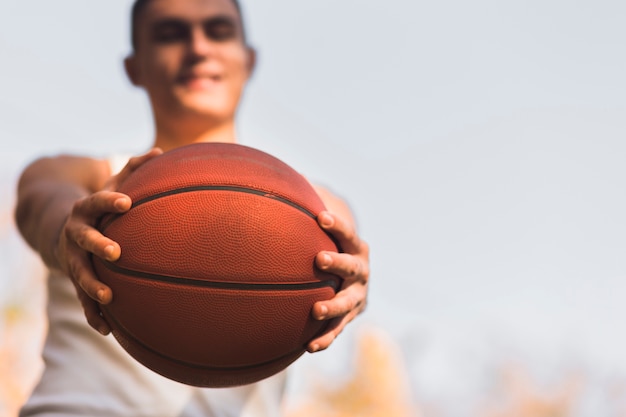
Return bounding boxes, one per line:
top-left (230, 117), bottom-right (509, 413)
top-left (93, 143), bottom-right (341, 387)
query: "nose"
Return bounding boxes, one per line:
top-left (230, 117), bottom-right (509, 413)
top-left (188, 26), bottom-right (213, 59)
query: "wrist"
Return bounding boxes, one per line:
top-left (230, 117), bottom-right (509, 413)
top-left (48, 213), bottom-right (70, 271)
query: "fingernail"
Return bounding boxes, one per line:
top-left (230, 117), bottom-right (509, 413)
top-left (310, 344), bottom-right (320, 353)
top-left (114, 198), bottom-right (130, 211)
top-left (320, 253), bottom-right (332, 268)
top-left (96, 289), bottom-right (106, 303)
top-left (320, 212), bottom-right (334, 228)
top-left (318, 304), bottom-right (328, 320)
top-left (104, 245), bottom-right (115, 259)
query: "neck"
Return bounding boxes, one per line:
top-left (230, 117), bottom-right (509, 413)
top-left (152, 116), bottom-right (238, 152)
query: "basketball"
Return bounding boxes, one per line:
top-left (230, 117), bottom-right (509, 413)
top-left (92, 143), bottom-right (341, 387)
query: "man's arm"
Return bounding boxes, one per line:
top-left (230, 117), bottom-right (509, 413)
top-left (15, 155), bottom-right (111, 269)
top-left (14, 149), bottom-right (162, 334)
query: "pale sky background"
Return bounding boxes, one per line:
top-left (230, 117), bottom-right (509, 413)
top-left (1, 0), bottom-right (626, 412)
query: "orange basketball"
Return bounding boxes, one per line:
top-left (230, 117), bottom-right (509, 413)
top-left (93, 143), bottom-right (341, 387)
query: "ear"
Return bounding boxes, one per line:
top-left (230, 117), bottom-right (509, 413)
top-left (124, 55), bottom-right (141, 87)
top-left (245, 46), bottom-right (257, 80)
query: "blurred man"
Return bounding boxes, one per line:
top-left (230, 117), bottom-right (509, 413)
top-left (14, 0), bottom-right (369, 416)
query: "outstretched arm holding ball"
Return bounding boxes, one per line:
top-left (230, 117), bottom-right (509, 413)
top-left (15, 148), bottom-right (163, 335)
top-left (16, 149), bottom-right (369, 349)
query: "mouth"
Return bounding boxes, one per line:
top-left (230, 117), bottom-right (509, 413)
top-left (176, 72), bottom-right (222, 90)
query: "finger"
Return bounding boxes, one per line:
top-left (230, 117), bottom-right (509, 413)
top-left (105, 148), bottom-right (163, 191)
top-left (318, 211), bottom-right (366, 255)
top-left (307, 314), bottom-right (352, 353)
top-left (316, 251), bottom-right (368, 283)
top-left (126, 147), bottom-right (163, 171)
top-left (76, 289), bottom-right (111, 336)
top-left (312, 286), bottom-right (366, 320)
top-left (65, 218), bottom-right (121, 262)
top-left (67, 251), bottom-right (113, 304)
top-left (73, 191), bottom-right (132, 218)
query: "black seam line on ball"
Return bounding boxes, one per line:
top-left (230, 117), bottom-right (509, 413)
top-left (100, 260), bottom-right (340, 292)
top-left (132, 185), bottom-right (317, 218)
top-left (106, 310), bottom-right (306, 373)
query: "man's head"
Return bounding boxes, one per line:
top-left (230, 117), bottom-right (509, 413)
top-left (130, 0), bottom-right (248, 52)
top-left (124, 0), bottom-right (255, 133)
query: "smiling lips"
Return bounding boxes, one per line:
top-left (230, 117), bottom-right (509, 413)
top-left (177, 71), bottom-right (222, 90)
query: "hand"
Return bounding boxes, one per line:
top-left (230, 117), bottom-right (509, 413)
top-left (307, 210), bottom-right (370, 352)
top-left (56, 148), bottom-right (163, 335)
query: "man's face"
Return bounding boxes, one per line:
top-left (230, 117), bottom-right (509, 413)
top-left (126, 0), bottom-right (253, 124)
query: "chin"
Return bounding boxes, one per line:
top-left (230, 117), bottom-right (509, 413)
top-left (175, 98), bottom-right (232, 119)
top-left (182, 107), bottom-right (234, 124)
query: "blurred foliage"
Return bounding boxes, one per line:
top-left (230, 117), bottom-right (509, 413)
top-left (286, 327), bottom-right (418, 417)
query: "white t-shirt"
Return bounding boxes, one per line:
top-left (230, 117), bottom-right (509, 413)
top-left (19, 156), bottom-right (286, 417)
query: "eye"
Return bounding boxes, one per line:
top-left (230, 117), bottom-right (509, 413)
top-left (152, 20), bottom-right (190, 43)
top-left (203, 17), bottom-right (237, 41)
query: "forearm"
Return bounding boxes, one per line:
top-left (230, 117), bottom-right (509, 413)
top-left (15, 180), bottom-right (89, 270)
top-left (14, 155), bottom-right (109, 270)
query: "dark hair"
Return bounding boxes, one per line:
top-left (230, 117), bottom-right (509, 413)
top-left (130, 0), bottom-right (247, 51)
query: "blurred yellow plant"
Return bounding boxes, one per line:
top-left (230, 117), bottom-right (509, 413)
top-left (477, 363), bottom-right (583, 417)
top-left (286, 326), bottom-right (419, 417)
